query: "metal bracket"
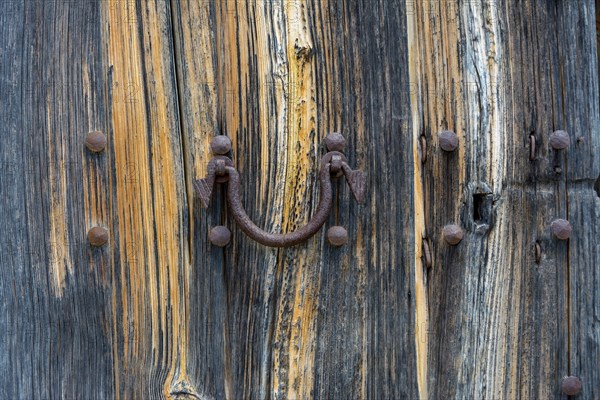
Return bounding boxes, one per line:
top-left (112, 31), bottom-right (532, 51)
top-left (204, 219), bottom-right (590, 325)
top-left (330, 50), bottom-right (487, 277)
top-left (194, 133), bottom-right (366, 247)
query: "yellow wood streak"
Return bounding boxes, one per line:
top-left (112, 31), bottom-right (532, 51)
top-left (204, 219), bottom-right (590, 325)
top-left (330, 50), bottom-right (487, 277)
top-left (406, 2), bottom-right (429, 397)
top-left (105, 1), bottom-right (188, 397)
top-left (410, 0), bottom-right (510, 398)
top-left (273, 0), bottom-right (319, 398)
top-left (45, 89), bottom-right (72, 297)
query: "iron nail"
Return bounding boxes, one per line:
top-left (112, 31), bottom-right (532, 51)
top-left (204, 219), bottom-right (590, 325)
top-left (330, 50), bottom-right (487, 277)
top-left (561, 376), bottom-right (582, 396)
top-left (85, 131), bottom-right (107, 153)
top-left (325, 132), bottom-right (346, 152)
top-left (550, 130), bottom-right (570, 150)
top-left (439, 130), bottom-right (458, 152)
top-left (215, 159), bottom-right (227, 176)
top-left (327, 226), bottom-right (348, 247)
top-left (88, 226), bottom-right (109, 247)
top-left (210, 135), bottom-right (232, 155)
top-left (443, 224), bottom-right (464, 245)
top-left (330, 155), bottom-right (343, 175)
top-left (551, 219), bottom-right (572, 240)
top-left (209, 225), bottom-right (231, 247)
top-left (420, 136), bottom-right (428, 164)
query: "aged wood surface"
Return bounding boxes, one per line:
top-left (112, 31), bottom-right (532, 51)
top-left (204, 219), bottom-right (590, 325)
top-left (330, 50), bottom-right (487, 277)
top-left (0, 1), bottom-right (116, 398)
top-left (0, 0), bottom-right (599, 399)
top-left (172, 0), bottom-right (417, 398)
top-left (408, 0), bottom-right (600, 399)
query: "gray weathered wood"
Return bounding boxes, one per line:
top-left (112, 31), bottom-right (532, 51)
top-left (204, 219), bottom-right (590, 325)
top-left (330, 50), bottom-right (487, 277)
top-left (171, 0), bottom-right (418, 398)
top-left (1, 0), bottom-right (598, 399)
top-left (408, 0), bottom-right (599, 398)
top-left (0, 1), bottom-right (115, 398)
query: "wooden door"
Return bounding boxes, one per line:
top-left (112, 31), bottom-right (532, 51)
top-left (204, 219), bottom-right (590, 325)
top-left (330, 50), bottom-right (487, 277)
top-left (1, 0), bottom-right (598, 399)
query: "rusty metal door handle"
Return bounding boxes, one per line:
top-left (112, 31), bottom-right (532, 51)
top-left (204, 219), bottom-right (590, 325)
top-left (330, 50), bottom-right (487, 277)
top-left (195, 133), bottom-right (365, 248)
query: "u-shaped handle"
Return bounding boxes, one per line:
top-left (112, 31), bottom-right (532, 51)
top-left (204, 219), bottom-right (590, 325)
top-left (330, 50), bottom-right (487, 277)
top-left (226, 163), bottom-right (334, 247)
top-left (195, 134), bottom-right (365, 248)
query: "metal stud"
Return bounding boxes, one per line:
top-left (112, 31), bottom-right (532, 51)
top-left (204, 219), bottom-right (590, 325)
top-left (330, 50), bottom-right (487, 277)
top-left (439, 130), bottom-right (458, 152)
top-left (551, 219), bottom-right (572, 240)
top-left (550, 130), bottom-right (570, 150)
top-left (210, 136), bottom-right (232, 155)
top-left (561, 376), bottom-right (582, 396)
top-left (209, 225), bottom-right (231, 247)
top-left (88, 227), bottom-right (109, 247)
top-left (325, 133), bottom-right (346, 152)
top-left (443, 224), bottom-right (464, 245)
top-left (85, 131), bottom-right (107, 153)
top-left (327, 226), bottom-right (348, 247)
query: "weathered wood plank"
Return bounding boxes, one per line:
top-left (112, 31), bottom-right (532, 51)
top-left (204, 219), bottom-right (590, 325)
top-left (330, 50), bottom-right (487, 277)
top-left (172, 0), bottom-right (418, 398)
top-left (0, 1), bottom-right (115, 398)
top-left (2, 0), bottom-right (599, 398)
top-left (556, 1), bottom-right (600, 398)
top-left (408, 0), bottom-right (599, 398)
top-left (103, 0), bottom-right (190, 397)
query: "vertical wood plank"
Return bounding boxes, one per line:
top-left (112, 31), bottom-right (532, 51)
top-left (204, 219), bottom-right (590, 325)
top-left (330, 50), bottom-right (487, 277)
top-left (407, 0), bottom-right (575, 397)
top-left (556, 1), bottom-right (600, 398)
top-left (103, 0), bottom-right (190, 397)
top-left (0, 1), bottom-right (115, 398)
top-left (172, 0), bottom-right (418, 398)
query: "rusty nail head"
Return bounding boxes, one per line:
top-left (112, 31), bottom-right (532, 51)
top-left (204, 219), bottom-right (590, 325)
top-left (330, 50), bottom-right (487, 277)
top-left (88, 226), bottom-right (109, 246)
top-left (551, 219), bottom-right (572, 240)
top-left (325, 133), bottom-right (346, 152)
top-left (561, 376), bottom-right (582, 396)
top-left (420, 136), bottom-right (428, 163)
top-left (443, 224), bottom-right (464, 245)
top-left (550, 130), bottom-right (570, 150)
top-left (85, 131), bottom-right (107, 153)
top-left (422, 237), bottom-right (432, 268)
top-left (209, 225), bottom-right (231, 247)
top-left (439, 130), bottom-right (458, 152)
top-left (210, 135), bottom-right (232, 155)
top-left (327, 226), bottom-right (348, 247)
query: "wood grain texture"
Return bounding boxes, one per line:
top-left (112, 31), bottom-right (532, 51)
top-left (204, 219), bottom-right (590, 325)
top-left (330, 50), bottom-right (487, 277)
top-left (172, 0), bottom-right (418, 398)
top-left (0, 0), bottom-right (189, 398)
top-left (408, 0), bottom-right (600, 398)
top-left (104, 0), bottom-right (190, 398)
top-left (1, 0), bottom-right (599, 399)
top-left (0, 1), bottom-right (115, 398)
